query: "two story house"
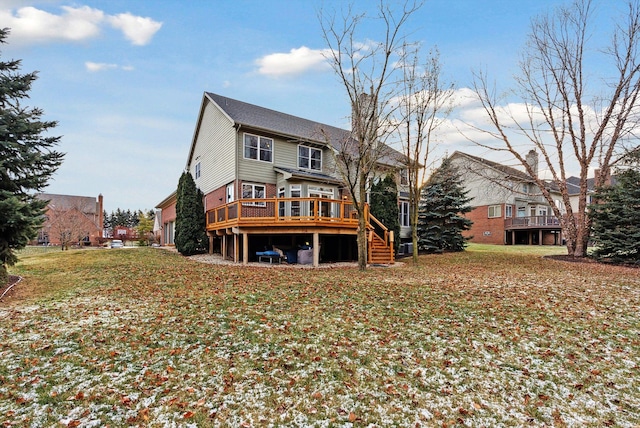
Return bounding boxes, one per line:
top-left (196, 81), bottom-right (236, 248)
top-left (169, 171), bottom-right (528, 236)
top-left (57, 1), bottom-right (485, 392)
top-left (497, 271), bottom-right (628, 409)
top-left (33, 193), bottom-right (104, 246)
top-left (157, 92), bottom-right (409, 265)
top-left (449, 151), bottom-right (564, 246)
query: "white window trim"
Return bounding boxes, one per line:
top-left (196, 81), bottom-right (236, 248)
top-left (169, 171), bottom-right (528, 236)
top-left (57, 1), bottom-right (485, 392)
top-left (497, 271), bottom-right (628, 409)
top-left (226, 183), bottom-right (235, 203)
top-left (241, 183), bottom-right (266, 206)
top-left (399, 168), bottom-right (409, 186)
top-left (399, 201), bottom-right (410, 227)
top-left (298, 144), bottom-right (322, 171)
top-left (505, 204), bottom-right (513, 218)
top-left (243, 133), bottom-right (273, 163)
top-left (195, 162), bottom-right (201, 179)
top-left (488, 205), bottom-right (501, 218)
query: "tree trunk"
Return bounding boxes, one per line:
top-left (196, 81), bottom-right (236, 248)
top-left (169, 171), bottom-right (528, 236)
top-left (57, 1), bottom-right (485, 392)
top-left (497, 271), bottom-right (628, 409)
top-left (411, 223), bottom-right (419, 265)
top-left (356, 177), bottom-right (369, 271)
top-left (573, 219), bottom-right (590, 258)
top-left (0, 265), bottom-right (7, 287)
top-left (357, 215), bottom-right (368, 271)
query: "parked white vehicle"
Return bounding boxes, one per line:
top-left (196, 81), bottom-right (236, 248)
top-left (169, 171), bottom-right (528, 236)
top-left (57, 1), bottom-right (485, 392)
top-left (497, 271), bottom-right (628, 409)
top-left (110, 239), bottom-right (124, 248)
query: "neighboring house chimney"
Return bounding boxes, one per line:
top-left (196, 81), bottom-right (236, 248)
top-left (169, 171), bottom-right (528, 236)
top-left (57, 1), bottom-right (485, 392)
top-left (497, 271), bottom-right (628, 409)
top-left (98, 194), bottom-right (104, 238)
top-left (594, 168), bottom-right (612, 186)
top-left (525, 150), bottom-right (539, 178)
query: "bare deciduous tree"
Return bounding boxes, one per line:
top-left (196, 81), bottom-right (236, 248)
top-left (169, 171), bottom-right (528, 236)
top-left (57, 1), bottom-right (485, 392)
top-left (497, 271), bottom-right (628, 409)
top-left (396, 46), bottom-right (455, 264)
top-left (471, 0), bottom-right (640, 257)
top-left (319, 0), bottom-right (422, 270)
top-left (48, 204), bottom-right (93, 250)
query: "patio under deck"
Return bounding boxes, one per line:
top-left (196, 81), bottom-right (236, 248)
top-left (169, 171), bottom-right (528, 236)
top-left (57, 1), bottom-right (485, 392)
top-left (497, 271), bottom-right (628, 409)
top-left (205, 197), bottom-right (394, 265)
top-left (504, 216), bottom-right (563, 245)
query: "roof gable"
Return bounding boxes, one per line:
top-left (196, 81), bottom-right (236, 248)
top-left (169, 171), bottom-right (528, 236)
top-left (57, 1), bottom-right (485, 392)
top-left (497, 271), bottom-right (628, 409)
top-left (449, 151), bottom-right (533, 182)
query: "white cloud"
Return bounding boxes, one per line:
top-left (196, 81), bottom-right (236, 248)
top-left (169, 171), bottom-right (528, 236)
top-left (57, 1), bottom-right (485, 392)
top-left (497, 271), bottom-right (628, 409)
top-left (107, 12), bottom-right (162, 46)
top-left (0, 5), bottom-right (103, 43)
top-left (0, 4), bottom-right (161, 46)
top-left (85, 61), bottom-right (133, 72)
top-left (256, 46), bottom-right (332, 77)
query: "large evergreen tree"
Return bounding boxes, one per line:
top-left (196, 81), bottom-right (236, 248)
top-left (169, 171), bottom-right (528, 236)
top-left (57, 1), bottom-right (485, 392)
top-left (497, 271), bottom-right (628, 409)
top-left (369, 175), bottom-right (401, 254)
top-left (0, 28), bottom-right (64, 284)
top-left (174, 171), bottom-right (208, 256)
top-left (417, 157), bottom-right (472, 253)
top-left (589, 150), bottom-right (640, 265)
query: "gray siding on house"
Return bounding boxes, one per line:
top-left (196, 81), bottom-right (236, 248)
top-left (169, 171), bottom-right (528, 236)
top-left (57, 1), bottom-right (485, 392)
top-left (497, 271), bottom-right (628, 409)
top-left (190, 101), bottom-right (236, 194)
top-left (237, 131), bottom-right (341, 190)
top-left (237, 131), bottom-right (278, 185)
top-left (451, 155), bottom-right (514, 206)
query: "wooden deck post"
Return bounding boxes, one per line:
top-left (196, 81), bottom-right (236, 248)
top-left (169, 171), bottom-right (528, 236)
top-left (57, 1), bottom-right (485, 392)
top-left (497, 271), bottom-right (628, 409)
top-left (313, 232), bottom-right (319, 267)
top-left (242, 233), bottom-right (249, 265)
top-left (233, 234), bottom-right (238, 263)
top-left (222, 235), bottom-right (227, 260)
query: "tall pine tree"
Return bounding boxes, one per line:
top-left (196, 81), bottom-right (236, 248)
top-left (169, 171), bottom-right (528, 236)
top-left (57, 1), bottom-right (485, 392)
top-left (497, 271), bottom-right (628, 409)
top-left (589, 150), bottom-right (640, 265)
top-left (417, 157), bottom-right (472, 253)
top-left (174, 171), bottom-right (208, 256)
top-left (0, 28), bottom-right (64, 284)
top-left (369, 175), bottom-right (401, 253)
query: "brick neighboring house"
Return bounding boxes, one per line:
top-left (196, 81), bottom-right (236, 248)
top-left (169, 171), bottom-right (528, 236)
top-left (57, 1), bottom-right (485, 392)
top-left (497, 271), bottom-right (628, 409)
top-left (34, 193), bottom-right (104, 246)
top-left (566, 170), bottom-right (616, 214)
top-left (449, 151), bottom-right (564, 246)
top-left (156, 92), bottom-right (411, 265)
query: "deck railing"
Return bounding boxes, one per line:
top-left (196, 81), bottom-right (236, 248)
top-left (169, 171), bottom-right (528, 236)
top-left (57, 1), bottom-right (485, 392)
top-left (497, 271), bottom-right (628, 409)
top-left (206, 197), bottom-right (360, 230)
top-left (504, 215), bottom-right (561, 229)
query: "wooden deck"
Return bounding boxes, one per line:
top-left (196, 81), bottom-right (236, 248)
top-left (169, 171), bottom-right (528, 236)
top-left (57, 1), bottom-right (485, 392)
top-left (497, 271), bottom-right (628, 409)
top-left (206, 198), bottom-right (394, 264)
top-left (206, 197), bottom-right (360, 231)
top-left (504, 216), bottom-right (561, 230)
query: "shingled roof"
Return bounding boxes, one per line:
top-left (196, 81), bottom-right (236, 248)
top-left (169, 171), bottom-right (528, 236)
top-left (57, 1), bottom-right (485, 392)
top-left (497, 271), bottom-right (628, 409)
top-left (206, 92), bottom-right (349, 147)
top-left (205, 92), bottom-right (406, 167)
top-left (36, 193), bottom-right (98, 214)
top-left (450, 151), bottom-right (533, 181)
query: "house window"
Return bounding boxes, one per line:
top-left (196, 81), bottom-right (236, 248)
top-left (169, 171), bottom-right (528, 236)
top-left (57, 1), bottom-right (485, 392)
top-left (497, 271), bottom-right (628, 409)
top-left (517, 206), bottom-right (526, 217)
top-left (298, 145), bottom-right (322, 171)
top-left (164, 221), bottom-right (174, 245)
top-left (195, 162), bottom-right (201, 179)
top-left (522, 183), bottom-right (530, 193)
top-left (291, 185), bottom-right (301, 217)
top-left (505, 204), bottom-right (513, 218)
top-left (309, 186), bottom-right (334, 217)
top-left (488, 205), bottom-right (501, 218)
top-left (399, 201), bottom-right (410, 227)
top-left (399, 168), bottom-right (409, 186)
top-left (278, 187), bottom-right (285, 217)
top-left (241, 183), bottom-right (266, 206)
top-left (244, 133), bottom-right (273, 162)
top-left (226, 183), bottom-right (234, 203)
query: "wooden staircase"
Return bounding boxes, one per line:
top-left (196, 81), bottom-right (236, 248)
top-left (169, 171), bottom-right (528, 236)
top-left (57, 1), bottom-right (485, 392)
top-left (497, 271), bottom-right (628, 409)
top-left (368, 231), bottom-right (394, 264)
top-left (367, 212), bottom-right (395, 265)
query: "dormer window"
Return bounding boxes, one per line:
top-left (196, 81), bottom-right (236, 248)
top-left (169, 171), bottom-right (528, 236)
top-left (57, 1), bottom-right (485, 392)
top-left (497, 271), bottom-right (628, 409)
top-left (298, 145), bottom-right (322, 171)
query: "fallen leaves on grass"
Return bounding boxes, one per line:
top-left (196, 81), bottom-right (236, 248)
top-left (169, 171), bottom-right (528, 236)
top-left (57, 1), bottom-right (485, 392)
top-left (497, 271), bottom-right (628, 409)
top-left (0, 247), bottom-right (638, 426)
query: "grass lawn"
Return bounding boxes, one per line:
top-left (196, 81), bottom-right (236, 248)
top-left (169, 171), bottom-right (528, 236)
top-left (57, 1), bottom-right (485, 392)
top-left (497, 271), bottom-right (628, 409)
top-left (1, 246), bottom-right (638, 427)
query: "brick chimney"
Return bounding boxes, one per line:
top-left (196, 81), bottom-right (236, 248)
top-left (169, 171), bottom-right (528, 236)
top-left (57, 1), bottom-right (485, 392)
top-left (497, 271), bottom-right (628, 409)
top-left (98, 194), bottom-right (104, 237)
top-left (594, 168), bottom-right (612, 186)
top-left (525, 150), bottom-right (539, 178)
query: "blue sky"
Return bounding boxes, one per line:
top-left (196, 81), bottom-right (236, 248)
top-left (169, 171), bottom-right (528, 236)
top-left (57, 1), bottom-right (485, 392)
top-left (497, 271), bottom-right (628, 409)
top-left (1, 0), bottom-right (617, 213)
